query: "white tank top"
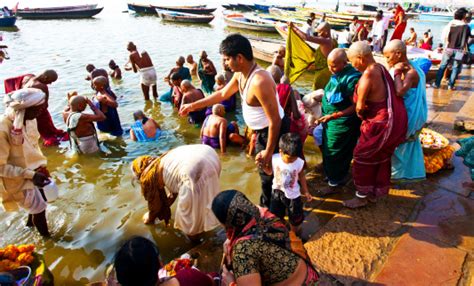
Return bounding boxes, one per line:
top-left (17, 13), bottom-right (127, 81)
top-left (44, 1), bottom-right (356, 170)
top-left (238, 66), bottom-right (284, 130)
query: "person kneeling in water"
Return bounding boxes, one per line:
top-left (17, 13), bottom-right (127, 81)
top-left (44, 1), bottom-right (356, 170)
top-left (201, 104), bottom-right (245, 153)
top-left (63, 95), bottom-right (105, 154)
top-left (130, 110), bottom-right (161, 142)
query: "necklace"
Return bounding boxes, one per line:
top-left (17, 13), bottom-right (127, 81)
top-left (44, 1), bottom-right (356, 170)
top-left (240, 63), bottom-right (258, 92)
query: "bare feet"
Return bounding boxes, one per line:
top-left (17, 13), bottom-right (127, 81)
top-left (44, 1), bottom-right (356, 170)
top-left (343, 197), bottom-right (369, 209)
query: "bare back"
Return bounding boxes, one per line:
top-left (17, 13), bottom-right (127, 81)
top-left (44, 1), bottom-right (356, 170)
top-left (357, 64), bottom-right (387, 103)
top-left (63, 112), bottom-right (96, 138)
top-left (130, 50), bottom-right (153, 70)
top-left (142, 119), bottom-right (159, 138)
top-left (202, 114), bottom-right (227, 138)
top-left (182, 89), bottom-right (205, 106)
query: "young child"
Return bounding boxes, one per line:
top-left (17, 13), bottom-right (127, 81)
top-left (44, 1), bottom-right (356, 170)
top-left (264, 133), bottom-right (312, 235)
top-left (62, 95), bottom-right (105, 154)
top-left (108, 59), bottom-right (122, 80)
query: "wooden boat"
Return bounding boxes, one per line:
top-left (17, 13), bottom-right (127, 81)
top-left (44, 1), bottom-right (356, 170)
top-left (156, 9), bottom-right (214, 24)
top-left (249, 37), bottom-right (283, 63)
top-left (224, 13), bottom-right (277, 32)
top-left (17, 4), bottom-right (103, 19)
top-left (152, 5), bottom-right (216, 15)
top-left (127, 3), bottom-right (156, 14)
top-left (0, 16), bottom-right (16, 27)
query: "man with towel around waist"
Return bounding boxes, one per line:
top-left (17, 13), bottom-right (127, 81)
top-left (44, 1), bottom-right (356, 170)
top-left (180, 34), bottom-right (288, 207)
top-left (63, 95), bottom-right (106, 154)
top-left (125, 41), bottom-right (158, 100)
top-left (0, 88), bottom-right (55, 236)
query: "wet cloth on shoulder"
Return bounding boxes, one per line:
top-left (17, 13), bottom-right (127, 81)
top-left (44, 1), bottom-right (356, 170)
top-left (390, 61), bottom-right (428, 180)
top-left (66, 112), bottom-right (100, 154)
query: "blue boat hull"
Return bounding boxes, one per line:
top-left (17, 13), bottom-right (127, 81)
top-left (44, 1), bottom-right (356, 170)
top-left (0, 16), bottom-right (17, 27)
top-left (17, 8), bottom-right (103, 19)
top-left (127, 3), bottom-right (156, 14)
top-left (418, 13), bottom-right (452, 22)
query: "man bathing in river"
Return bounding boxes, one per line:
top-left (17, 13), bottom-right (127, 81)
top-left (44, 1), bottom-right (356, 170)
top-left (180, 80), bottom-right (206, 124)
top-left (108, 60), bottom-right (122, 80)
top-left (180, 34), bottom-right (287, 207)
top-left (63, 95), bottom-right (105, 154)
top-left (92, 76), bottom-right (123, 137)
top-left (201, 104), bottom-right (245, 153)
top-left (125, 41), bottom-right (158, 100)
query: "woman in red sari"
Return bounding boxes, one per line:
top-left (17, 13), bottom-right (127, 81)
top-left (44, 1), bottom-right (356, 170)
top-left (390, 5), bottom-right (407, 41)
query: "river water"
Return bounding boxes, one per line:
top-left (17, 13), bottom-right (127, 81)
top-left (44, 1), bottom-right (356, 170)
top-left (0, 1), bottom-right (446, 284)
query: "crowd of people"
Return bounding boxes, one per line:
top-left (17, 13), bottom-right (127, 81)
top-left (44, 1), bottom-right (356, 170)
top-left (1, 5), bottom-right (473, 286)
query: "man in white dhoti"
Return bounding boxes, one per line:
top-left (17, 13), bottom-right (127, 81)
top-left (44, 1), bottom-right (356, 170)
top-left (131, 144), bottom-right (221, 237)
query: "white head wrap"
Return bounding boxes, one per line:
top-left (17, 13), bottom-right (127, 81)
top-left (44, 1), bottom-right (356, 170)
top-left (4, 88), bottom-right (46, 145)
top-left (4, 87), bottom-right (46, 129)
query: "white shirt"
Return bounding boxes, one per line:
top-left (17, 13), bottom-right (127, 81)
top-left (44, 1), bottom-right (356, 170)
top-left (271, 153), bottom-right (304, 199)
top-left (337, 30), bottom-right (351, 44)
top-left (372, 19), bottom-right (385, 38)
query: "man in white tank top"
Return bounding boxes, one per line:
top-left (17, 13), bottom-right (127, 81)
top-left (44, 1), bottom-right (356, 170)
top-left (180, 34), bottom-right (288, 207)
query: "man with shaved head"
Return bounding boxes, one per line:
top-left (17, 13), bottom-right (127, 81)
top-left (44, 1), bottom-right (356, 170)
top-left (288, 21), bottom-right (337, 90)
top-left (63, 95), bottom-right (105, 154)
top-left (316, 48), bottom-right (361, 194)
top-left (92, 76), bottom-right (123, 136)
top-left (383, 39), bottom-right (427, 181)
top-left (21, 70), bottom-right (69, 146)
top-left (125, 41), bottom-right (158, 100)
top-left (344, 41), bottom-right (407, 208)
top-left (180, 80), bottom-right (206, 124)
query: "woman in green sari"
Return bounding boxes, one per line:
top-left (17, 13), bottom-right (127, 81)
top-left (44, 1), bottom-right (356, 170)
top-left (197, 50), bottom-right (217, 94)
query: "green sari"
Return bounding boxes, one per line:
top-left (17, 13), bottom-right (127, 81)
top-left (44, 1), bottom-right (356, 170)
top-left (198, 59), bottom-right (216, 94)
top-left (321, 65), bottom-right (361, 184)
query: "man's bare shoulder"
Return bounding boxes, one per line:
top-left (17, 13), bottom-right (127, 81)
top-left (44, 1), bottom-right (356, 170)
top-left (252, 70), bottom-right (274, 87)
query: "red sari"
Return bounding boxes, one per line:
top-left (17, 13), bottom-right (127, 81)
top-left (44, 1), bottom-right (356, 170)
top-left (4, 75), bottom-right (68, 146)
top-left (390, 6), bottom-right (407, 41)
top-left (352, 65), bottom-right (407, 198)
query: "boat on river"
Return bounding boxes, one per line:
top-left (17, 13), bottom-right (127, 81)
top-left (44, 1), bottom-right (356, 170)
top-left (127, 3), bottom-right (157, 14)
top-left (152, 5), bottom-right (216, 15)
top-left (0, 16), bottom-right (16, 27)
top-left (224, 13), bottom-right (277, 32)
top-left (156, 9), bottom-right (215, 24)
top-left (17, 4), bottom-right (103, 19)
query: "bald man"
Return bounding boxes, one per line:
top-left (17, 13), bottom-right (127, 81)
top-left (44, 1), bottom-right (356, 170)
top-left (288, 21), bottom-right (337, 90)
top-left (63, 95), bottom-right (105, 154)
top-left (130, 110), bottom-right (161, 142)
top-left (92, 76), bottom-right (123, 136)
top-left (21, 70), bottom-right (68, 146)
top-left (316, 48), bottom-right (361, 194)
top-left (180, 80), bottom-right (206, 124)
top-left (125, 41), bottom-right (158, 100)
top-left (197, 50), bottom-right (217, 94)
top-left (383, 40), bottom-right (427, 181)
top-left (344, 41), bottom-right (407, 208)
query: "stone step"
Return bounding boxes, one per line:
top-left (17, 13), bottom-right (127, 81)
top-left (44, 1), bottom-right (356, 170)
top-left (454, 94), bottom-right (474, 131)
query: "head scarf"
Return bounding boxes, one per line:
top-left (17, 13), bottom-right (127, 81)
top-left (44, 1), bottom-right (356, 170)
top-left (131, 155), bottom-right (171, 225)
top-left (212, 190), bottom-right (290, 252)
top-left (3, 88), bottom-right (45, 145)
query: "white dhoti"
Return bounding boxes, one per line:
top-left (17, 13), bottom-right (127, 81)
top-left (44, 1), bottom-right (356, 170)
top-left (21, 188), bottom-right (47, 215)
top-left (139, 66), bottom-right (157, 86)
top-left (75, 134), bottom-right (100, 154)
top-left (161, 144), bottom-right (221, 236)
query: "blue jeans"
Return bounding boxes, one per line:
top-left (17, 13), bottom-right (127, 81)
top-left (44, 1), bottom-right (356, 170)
top-left (435, 50), bottom-right (463, 87)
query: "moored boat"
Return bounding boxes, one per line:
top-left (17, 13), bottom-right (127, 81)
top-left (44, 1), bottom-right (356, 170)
top-left (127, 3), bottom-right (156, 14)
top-left (0, 16), bottom-right (17, 27)
top-left (156, 9), bottom-right (215, 24)
top-left (17, 4), bottom-right (103, 19)
top-left (224, 13), bottom-right (277, 32)
top-left (152, 5), bottom-right (216, 15)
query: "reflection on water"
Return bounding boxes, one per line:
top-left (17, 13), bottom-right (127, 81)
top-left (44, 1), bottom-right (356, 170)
top-left (0, 1), bottom-right (445, 284)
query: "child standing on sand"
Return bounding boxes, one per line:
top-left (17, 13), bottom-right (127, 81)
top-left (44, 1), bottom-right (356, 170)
top-left (264, 133), bottom-right (312, 235)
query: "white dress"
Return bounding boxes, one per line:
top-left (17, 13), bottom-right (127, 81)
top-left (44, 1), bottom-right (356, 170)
top-left (160, 144), bottom-right (221, 236)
